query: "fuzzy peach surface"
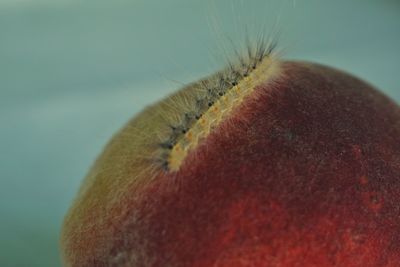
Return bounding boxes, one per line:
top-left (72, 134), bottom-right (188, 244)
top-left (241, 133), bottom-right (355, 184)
top-left (61, 61), bottom-right (400, 267)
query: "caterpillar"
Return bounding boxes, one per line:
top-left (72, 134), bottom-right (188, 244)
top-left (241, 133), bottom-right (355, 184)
top-left (154, 37), bottom-right (280, 172)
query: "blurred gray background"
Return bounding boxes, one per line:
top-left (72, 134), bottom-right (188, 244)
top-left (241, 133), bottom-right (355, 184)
top-left (1, 0), bottom-right (399, 266)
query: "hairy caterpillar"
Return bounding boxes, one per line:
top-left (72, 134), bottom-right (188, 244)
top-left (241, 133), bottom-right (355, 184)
top-left (155, 39), bottom-right (279, 172)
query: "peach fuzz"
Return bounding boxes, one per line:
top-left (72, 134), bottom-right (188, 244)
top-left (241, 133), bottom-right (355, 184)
top-left (61, 60), bottom-right (400, 267)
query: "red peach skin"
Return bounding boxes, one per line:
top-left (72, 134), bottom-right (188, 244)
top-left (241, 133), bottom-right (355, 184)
top-left (61, 61), bottom-right (400, 267)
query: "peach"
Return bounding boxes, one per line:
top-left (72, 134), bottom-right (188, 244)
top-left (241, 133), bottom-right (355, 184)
top-left (61, 55), bottom-right (400, 266)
